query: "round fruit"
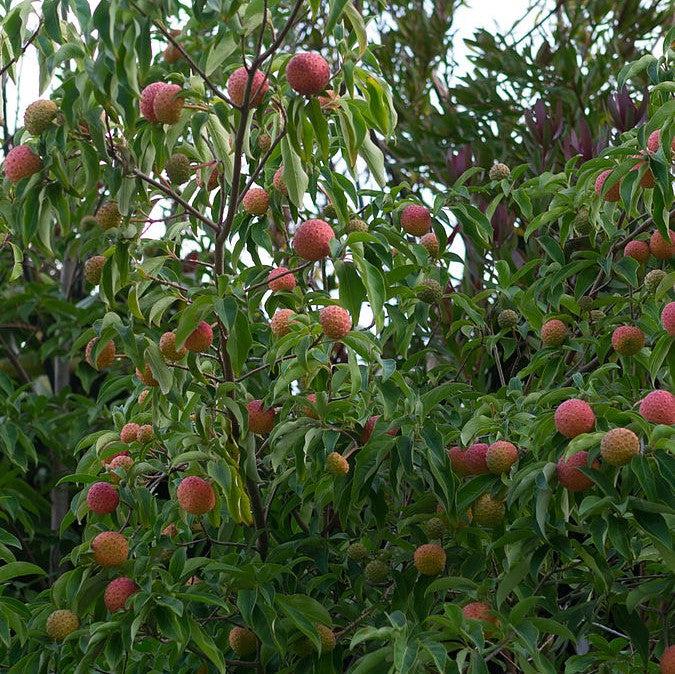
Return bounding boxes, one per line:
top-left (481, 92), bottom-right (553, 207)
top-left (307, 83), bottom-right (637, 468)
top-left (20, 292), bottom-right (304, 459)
top-left (611, 325), bottom-right (645, 356)
top-left (242, 187), bottom-right (270, 216)
top-left (85, 338), bottom-right (116, 370)
top-left (649, 230), bottom-right (675, 260)
top-left (86, 482), bottom-right (119, 514)
top-left (84, 256), bottom-right (106, 285)
top-left (400, 204), bottom-right (431, 236)
top-left (268, 266), bottom-right (296, 292)
top-left (448, 446), bottom-right (470, 476)
top-left (660, 645), bottom-right (675, 674)
top-left (347, 542), bottom-right (369, 561)
top-left (227, 67), bottom-right (269, 107)
top-left (489, 163), bottom-right (510, 180)
top-left (600, 428), bottom-right (639, 466)
top-left (595, 169), bottom-right (621, 202)
top-left (163, 30), bottom-right (182, 63)
top-left (96, 201), bottom-right (121, 230)
top-left (3, 144), bottom-right (42, 183)
top-left (177, 476), bottom-right (216, 515)
top-left (165, 153), bottom-right (192, 184)
top-left (413, 543), bottom-right (446, 576)
top-left (286, 52), bottom-right (331, 95)
top-left (137, 424), bottom-right (154, 443)
top-left (228, 626), bottom-right (258, 657)
top-left (247, 400), bottom-right (276, 434)
top-left (472, 494), bottom-right (505, 527)
top-left (104, 577), bottom-right (138, 612)
top-left (120, 422), bottom-right (140, 444)
top-left (159, 331), bottom-right (188, 361)
top-left (638, 390), bottom-right (675, 425)
top-left (486, 441), bottom-right (518, 474)
top-left (270, 308), bottom-right (296, 338)
top-left (140, 82), bottom-right (166, 122)
top-left (424, 517), bottom-right (447, 539)
top-left (462, 602), bottom-right (498, 626)
top-left (321, 203), bottom-right (337, 219)
top-left (420, 232), bottom-right (439, 257)
top-left (464, 443), bottom-right (490, 475)
top-left (319, 305), bottom-right (352, 339)
top-left (293, 219), bottom-right (335, 261)
top-left (554, 399), bottom-right (595, 438)
top-left (623, 240), bottom-right (650, 264)
top-left (556, 451), bottom-right (598, 491)
top-left (46, 609), bottom-right (79, 641)
top-left (416, 279), bottom-right (444, 304)
top-left (647, 130), bottom-right (675, 154)
top-left (645, 269), bottom-right (667, 293)
top-left (360, 415), bottom-right (398, 444)
top-left (91, 531), bottom-right (129, 566)
top-left (347, 218), bottom-right (368, 233)
top-left (24, 99), bottom-right (58, 134)
top-left (662, 302), bottom-right (675, 336)
top-left (135, 364), bottom-right (158, 387)
top-left (257, 133), bottom-right (271, 152)
top-left (326, 451), bottom-right (349, 476)
top-left (364, 559), bottom-right (388, 584)
top-left (497, 309), bottom-right (518, 329)
top-left (273, 166), bottom-right (287, 195)
top-left (108, 455), bottom-right (134, 484)
top-left (316, 624), bottom-right (336, 652)
top-left (185, 321), bottom-right (213, 353)
top-left (153, 83), bottom-right (183, 124)
top-left (541, 319), bottom-right (568, 347)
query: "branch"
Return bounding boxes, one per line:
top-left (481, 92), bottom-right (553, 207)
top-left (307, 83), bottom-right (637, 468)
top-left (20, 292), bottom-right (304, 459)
top-left (252, 0), bottom-right (304, 68)
top-left (0, 20), bottom-right (42, 79)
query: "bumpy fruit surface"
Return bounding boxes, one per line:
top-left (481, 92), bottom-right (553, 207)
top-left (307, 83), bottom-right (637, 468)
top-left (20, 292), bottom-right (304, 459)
top-left (554, 399), bottom-right (595, 438)
top-left (347, 542), bottom-right (369, 561)
top-left (46, 610), bottom-right (79, 641)
top-left (185, 321), bottom-right (213, 353)
top-left (347, 218), bottom-right (368, 233)
top-left (86, 482), bottom-right (119, 514)
top-left (623, 240), bottom-right (650, 264)
top-left (321, 203), bottom-right (337, 219)
top-left (556, 451), bottom-right (598, 492)
top-left (489, 163), bottom-right (510, 180)
top-left (227, 66), bottom-right (269, 107)
top-left (326, 451), bottom-right (349, 476)
top-left (424, 517), bottom-right (447, 539)
top-left (661, 645), bottom-right (675, 674)
top-left (137, 424), bottom-right (154, 443)
top-left (163, 31), bottom-right (182, 63)
top-left (242, 187), bottom-right (270, 216)
top-left (165, 153), bottom-right (192, 184)
top-left (472, 494), bottom-right (505, 527)
top-left (319, 305), bottom-right (352, 339)
top-left (463, 602), bottom-right (498, 626)
top-left (611, 325), bottom-right (645, 356)
top-left (85, 338), bottom-right (116, 370)
top-left (645, 269), bottom-right (666, 293)
top-left (273, 166), bottom-right (287, 195)
top-left (135, 364), bottom-right (158, 387)
top-left (364, 559), bottom-right (388, 584)
top-left (647, 129), bottom-right (675, 154)
top-left (464, 443), bottom-right (490, 475)
top-left (486, 441), bottom-right (518, 474)
top-left (360, 415), bottom-right (398, 444)
top-left (650, 229), bottom-right (675, 260)
top-left (159, 331), bottom-right (188, 361)
top-left (96, 201), bottom-right (121, 230)
top-left (270, 309), bottom-right (296, 338)
top-left (639, 390), bottom-right (675, 425)
top-left (497, 309), bottom-right (518, 329)
top-left (177, 476), bottom-right (216, 515)
top-left (413, 543), bottom-right (446, 576)
top-left (541, 319), bottom-right (568, 347)
top-left (417, 279), bottom-right (443, 304)
top-left (153, 83), bottom-right (183, 124)
top-left (257, 133), bottom-right (271, 152)
top-left (448, 446), bottom-right (470, 476)
top-left (24, 99), bottom-right (58, 134)
top-left (600, 428), bottom-right (639, 466)
top-left (4, 144), bottom-right (42, 183)
top-left (268, 266), bottom-right (296, 292)
top-left (316, 624), bottom-right (336, 652)
top-left (91, 531), bottom-right (129, 566)
top-left (286, 52), bottom-right (331, 95)
top-left (662, 302), bottom-right (675, 336)
top-left (293, 219), bottom-right (335, 261)
top-left (84, 256), bottom-right (106, 285)
top-left (247, 400), bottom-right (276, 434)
top-left (400, 204), bottom-right (431, 236)
top-left (228, 626), bottom-right (258, 657)
top-left (120, 422), bottom-right (140, 444)
top-left (420, 232), bottom-right (439, 257)
top-left (104, 577), bottom-right (138, 612)
top-left (140, 82), bottom-right (166, 122)
top-left (108, 455), bottom-right (133, 484)
top-left (594, 169), bottom-right (620, 202)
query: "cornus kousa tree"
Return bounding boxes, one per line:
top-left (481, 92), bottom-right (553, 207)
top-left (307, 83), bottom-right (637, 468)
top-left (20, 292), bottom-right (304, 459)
top-left (0, 0), bottom-right (673, 672)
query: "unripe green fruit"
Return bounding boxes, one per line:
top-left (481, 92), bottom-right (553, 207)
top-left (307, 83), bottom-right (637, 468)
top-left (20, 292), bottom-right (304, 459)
top-left (497, 309), bottom-right (518, 329)
top-left (84, 256), bottom-right (106, 285)
top-left (472, 493), bottom-right (505, 527)
top-left (417, 279), bottom-right (443, 304)
top-left (424, 516), bottom-right (447, 539)
top-left (24, 99), bottom-right (58, 135)
top-left (489, 163), bottom-right (510, 181)
top-left (322, 203), bottom-right (337, 219)
top-left (80, 215), bottom-right (98, 230)
top-left (364, 559), bottom-right (388, 584)
top-left (573, 207), bottom-right (591, 234)
top-left (347, 542), bottom-right (369, 561)
top-left (347, 218), bottom-right (368, 233)
top-left (589, 309), bottom-right (605, 322)
top-left (645, 269), bottom-right (666, 293)
top-left (96, 201), bottom-right (121, 230)
top-left (165, 153), bottom-right (192, 184)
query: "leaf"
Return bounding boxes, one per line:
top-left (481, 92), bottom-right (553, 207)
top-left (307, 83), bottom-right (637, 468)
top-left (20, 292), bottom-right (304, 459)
top-left (144, 342), bottom-right (174, 395)
top-left (226, 310), bottom-right (252, 376)
top-left (0, 562), bottom-right (45, 584)
top-left (280, 136), bottom-right (308, 207)
top-left (496, 556), bottom-right (530, 607)
top-left (189, 616), bottom-right (226, 672)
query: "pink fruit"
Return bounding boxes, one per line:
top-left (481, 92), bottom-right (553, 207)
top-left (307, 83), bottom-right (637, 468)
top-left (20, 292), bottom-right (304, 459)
top-left (139, 82), bottom-right (166, 122)
top-left (242, 187), bottom-right (270, 216)
top-left (85, 338), bottom-right (116, 370)
top-left (638, 390), bottom-right (675, 425)
top-left (226, 67), bottom-right (269, 107)
top-left (267, 267), bottom-right (296, 292)
top-left (462, 602), bottom-right (498, 626)
top-left (120, 422), bottom-right (140, 444)
top-left (554, 399), bottom-right (595, 438)
top-left (662, 302), bottom-right (675, 336)
top-left (104, 577), bottom-right (138, 612)
top-left (611, 325), bottom-right (645, 356)
top-left (159, 331), bottom-right (188, 361)
top-left (420, 232), bottom-right (440, 257)
top-left (3, 144), bottom-right (42, 183)
top-left (594, 169), bottom-right (621, 202)
top-left (153, 83), bottom-right (183, 124)
top-left (485, 441), bottom-right (518, 474)
top-left (319, 305), bottom-right (352, 339)
top-left (286, 52), bottom-right (331, 95)
top-left (293, 219), bottom-right (335, 261)
top-left (270, 308), bottom-right (296, 337)
top-left (541, 319), bottom-right (568, 347)
top-left (647, 129), bottom-right (675, 154)
top-left (400, 204), bottom-right (431, 236)
top-left (650, 230), bottom-right (675, 260)
top-left (177, 476), bottom-right (216, 515)
top-left (247, 400), bottom-right (275, 434)
top-left (556, 451), bottom-right (598, 492)
top-left (623, 240), bottom-right (650, 264)
top-left (273, 166), bottom-right (287, 195)
top-left (185, 321), bottom-right (213, 353)
top-left (447, 446), bottom-right (470, 476)
top-left (360, 415), bottom-right (398, 444)
top-left (463, 443), bottom-right (490, 475)
top-left (86, 482), bottom-right (119, 514)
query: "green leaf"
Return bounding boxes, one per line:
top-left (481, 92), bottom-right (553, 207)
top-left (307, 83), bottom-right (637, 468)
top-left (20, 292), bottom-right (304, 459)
top-left (0, 562), bottom-right (45, 584)
top-left (226, 310), bottom-right (252, 376)
top-left (144, 342), bottom-right (174, 394)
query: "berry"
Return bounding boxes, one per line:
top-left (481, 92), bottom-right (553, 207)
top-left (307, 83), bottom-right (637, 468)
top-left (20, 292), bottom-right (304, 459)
top-left (286, 52), bottom-right (331, 95)
top-left (662, 302), bottom-right (675, 336)
top-left (120, 422), bottom-right (140, 444)
top-left (242, 187), bottom-right (270, 216)
top-left (661, 645), bottom-right (675, 674)
top-left (639, 390), bottom-right (675, 425)
top-left (497, 309), bottom-right (519, 329)
top-left (24, 99), bottom-right (58, 134)
top-left (416, 279), bottom-right (444, 304)
top-left (321, 203), bottom-right (337, 219)
top-left (326, 451), bottom-right (349, 476)
top-left (413, 543), bottom-right (446, 576)
top-left (347, 218), bottom-right (368, 234)
top-left (645, 269), bottom-right (667, 293)
top-left (631, 157), bottom-right (655, 188)
top-left (153, 83), bottom-right (184, 124)
top-left (135, 364), bottom-right (158, 387)
top-left (319, 305), bottom-right (352, 339)
top-left (86, 482), bottom-right (119, 514)
top-left (182, 251), bottom-right (199, 273)
top-left (270, 308), bottom-right (296, 338)
top-left (177, 476), bottom-right (216, 515)
top-left (647, 129), bottom-right (675, 154)
top-left (472, 494), bottom-right (505, 527)
top-left (360, 415), bottom-right (398, 443)
top-left (96, 201), bottom-right (121, 230)
top-left (91, 531), bottom-right (129, 566)
top-left (448, 446), bottom-right (470, 476)
top-left (557, 451), bottom-right (599, 492)
top-left (162, 523), bottom-right (178, 537)
top-left (227, 67), bottom-right (269, 107)
top-left (228, 626), bottom-right (258, 657)
top-left (554, 399), bottom-right (595, 438)
top-left (489, 163), bottom-right (510, 180)
top-left (3, 144), bottom-right (42, 183)
top-left (595, 169), bottom-right (621, 202)
top-left (159, 331), bottom-right (188, 361)
top-left (303, 393), bottom-right (318, 419)
top-left (163, 30), bottom-right (182, 63)
top-left (364, 559), bottom-right (388, 584)
top-left (268, 266), bottom-right (296, 292)
top-left (424, 517), bottom-right (447, 539)
top-left (346, 542), bottom-right (368, 561)
top-left (649, 230), bottom-right (675, 260)
top-left (165, 153), bottom-right (192, 184)
top-left (578, 296), bottom-right (594, 313)
top-left (600, 428), bottom-right (639, 466)
top-left (247, 400), bottom-right (276, 434)
top-left (316, 624), bottom-right (336, 652)
top-left (541, 319), bottom-right (568, 347)
top-left (486, 441), bottom-right (518, 474)
top-left (623, 240), bottom-right (650, 264)
top-left (84, 256), bottom-right (106, 285)
top-left (80, 215), bottom-right (98, 230)
top-left (293, 219), bottom-right (335, 261)
top-left (400, 204), bottom-right (431, 236)
top-left (85, 338), bottom-right (116, 370)
top-left (273, 166), bottom-right (287, 195)
top-left (257, 133), bottom-right (271, 152)
top-left (108, 455), bottom-right (134, 484)
top-left (464, 443), bottom-right (490, 475)
top-left (137, 424), bottom-right (154, 443)
top-left (589, 309), bottom-right (605, 322)
top-left (104, 577), bottom-right (138, 612)
top-left (185, 321), bottom-right (213, 352)
top-left (462, 602), bottom-right (498, 626)
top-left (46, 610), bottom-right (79, 641)
top-left (420, 232), bottom-right (439, 257)
top-left (140, 82), bottom-right (166, 122)
top-left (611, 325), bottom-right (645, 356)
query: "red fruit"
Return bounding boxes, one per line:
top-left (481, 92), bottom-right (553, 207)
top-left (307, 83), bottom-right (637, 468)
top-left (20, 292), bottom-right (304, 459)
top-left (247, 400), bottom-right (276, 434)
top-left (273, 166), bottom-right (287, 195)
top-left (556, 451), bottom-right (598, 492)
top-left (594, 169), bottom-right (621, 202)
top-left (4, 144), bottom-right (42, 183)
top-left (541, 319), bottom-right (568, 347)
top-left (326, 451), bottom-right (349, 476)
top-left (228, 626), bottom-right (258, 657)
top-left (163, 30), bottom-right (182, 63)
top-left (662, 302), bottom-right (675, 336)
top-left (303, 393), bottom-right (318, 419)
top-left (611, 325), bottom-right (645, 356)
top-left (600, 428), bottom-right (640, 466)
top-left (91, 531), bottom-right (129, 566)
top-left (448, 446), bottom-right (470, 476)
top-left (120, 422), bottom-right (140, 444)
top-left (85, 338), bottom-right (116, 370)
top-left (464, 443), bottom-right (490, 475)
top-left (639, 390), bottom-right (675, 425)
top-left (242, 187), bottom-right (270, 216)
top-left (650, 230), bottom-right (675, 260)
top-left (177, 476), bottom-right (216, 515)
top-left (86, 482), bottom-right (119, 514)
top-left (135, 364), bottom-right (158, 387)
top-left (159, 331), bottom-right (188, 361)
top-left (462, 602), bottom-right (498, 626)
top-left (554, 399), bottom-right (595, 438)
top-left (413, 543), bottom-right (446, 576)
top-left (104, 577), bottom-right (138, 612)
top-left (647, 130), bottom-right (675, 154)
top-left (286, 52), bottom-right (331, 95)
top-left (270, 308), bottom-right (296, 338)
top-left (661, 645), bottom-right (675, 674)
top-left (486, 441), bottom-right (518, 474)
top-left (139, 82), bottom-right (166, 122)
top-left (420, 232), bottom-right (440, 257)
top-left (360, 415), bottom-right (398, 444)
top-left (153, 83), bottom-right (183, 124)
top-left (108, 455), bottom-right (134, 484)
top-left (293, 219), bottom-right (335, 261)
top-left (319, 305), bottom-right (352, 339)
top-left (623, 240), bottom-right (650, 264)
top-left (185, 321), bottom-right (213, 353)
top-left (267, 266), bottom-right (296, 292)
top-left (226, 66), bottom-right (269, 107)
top-left (103, 450), bottom-right (130, 466)
top-left (400, 204), bottom-right (431, 236)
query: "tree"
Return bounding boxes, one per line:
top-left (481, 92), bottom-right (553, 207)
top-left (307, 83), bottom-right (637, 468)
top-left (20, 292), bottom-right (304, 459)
top-left (0, 0), bottom-right (673, 672)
